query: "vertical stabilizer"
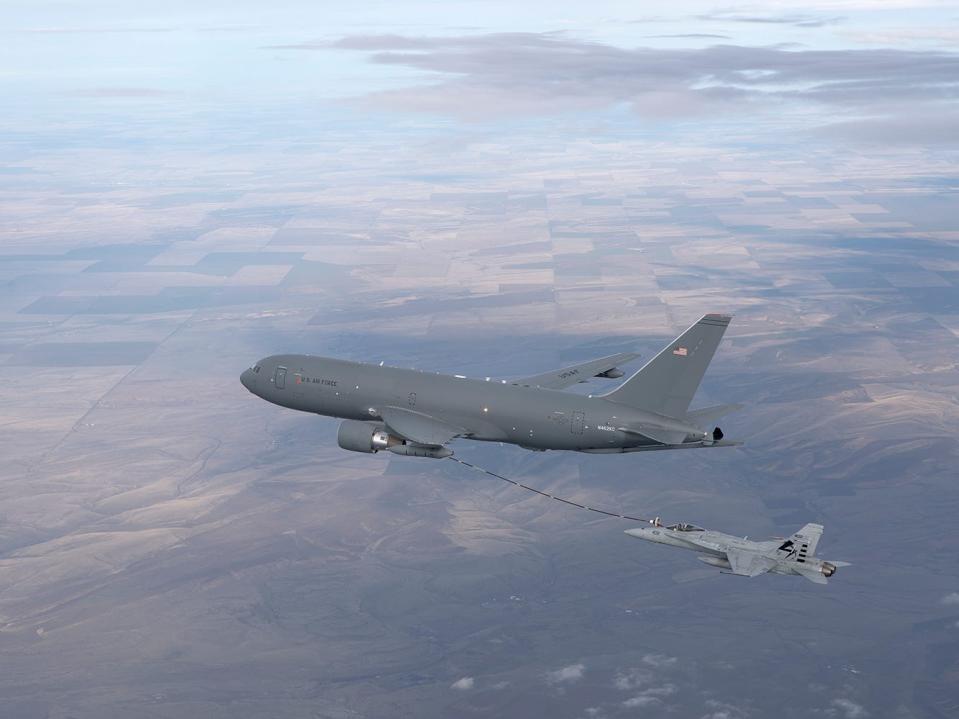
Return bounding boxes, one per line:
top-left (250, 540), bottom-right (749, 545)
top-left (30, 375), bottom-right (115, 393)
top-left (787, 523), bottom-right (823, 559)
top-left (601, 314), bottom-right (731, 418)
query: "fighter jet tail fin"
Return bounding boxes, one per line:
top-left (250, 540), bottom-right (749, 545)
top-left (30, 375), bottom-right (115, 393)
top-left (600, 314), bottom-right (732, 418)
top-left (789, 523), bottom-right (824, 559)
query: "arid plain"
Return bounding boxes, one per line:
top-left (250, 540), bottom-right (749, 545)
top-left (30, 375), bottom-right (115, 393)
top-left (1, 131), bottom-right (957, 718)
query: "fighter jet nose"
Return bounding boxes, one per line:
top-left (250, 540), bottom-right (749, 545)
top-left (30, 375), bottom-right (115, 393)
top-left (240, 368), bottom-right (256, 393)
top-left (624, 528), bottom-right (648, 538)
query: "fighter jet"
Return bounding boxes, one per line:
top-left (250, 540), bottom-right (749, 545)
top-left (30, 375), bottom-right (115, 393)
top-left (625, 521), bottom-right (850, 584)
top-left (240, 314), bottom-right (741, 459)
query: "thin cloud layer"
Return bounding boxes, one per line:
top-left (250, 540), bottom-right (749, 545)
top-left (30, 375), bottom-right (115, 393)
top-left (831, 698), bottom-right (869, 718)
top-left (697, 11), bottom-right (845, 27)
top-left (641, 653), bottom-right (679, 668)
top-left (65, 87), bottom-right (173, 98)
top-left (20, 26), bottom-right (176, 34)
top-left (289, 32), bottom-right (959, 143)
top-left (622, 683), bottom-right (677, 708)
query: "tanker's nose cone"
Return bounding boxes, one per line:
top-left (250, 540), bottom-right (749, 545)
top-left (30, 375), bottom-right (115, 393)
top-left (240, 368), bottom-right (256, 392)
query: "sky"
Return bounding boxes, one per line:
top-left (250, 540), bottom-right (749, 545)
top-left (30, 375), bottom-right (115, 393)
top-left (3, 0), bottom-right (958, 147)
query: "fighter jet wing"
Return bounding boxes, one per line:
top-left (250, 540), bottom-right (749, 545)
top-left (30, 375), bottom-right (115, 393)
top-left (380, 406), bottom-right (464, 446)
top-left (725, 549), bottom-right (778, 578)
top-left (515, 352), bottom-right (640, 390)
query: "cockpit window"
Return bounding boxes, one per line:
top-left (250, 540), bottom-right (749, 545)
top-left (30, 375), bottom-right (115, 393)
top-left (667, 523), bottom-right (704, 532)
top-left (253, 365), bottom-right (260, 373)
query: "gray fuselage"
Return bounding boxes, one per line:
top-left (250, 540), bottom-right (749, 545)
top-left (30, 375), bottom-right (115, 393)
top-left (240, 354), bottom-right (710, 452)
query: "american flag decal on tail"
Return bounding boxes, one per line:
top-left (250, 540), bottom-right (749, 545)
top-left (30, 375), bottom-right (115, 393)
top-left (672, 346), bottom-right (688, 356)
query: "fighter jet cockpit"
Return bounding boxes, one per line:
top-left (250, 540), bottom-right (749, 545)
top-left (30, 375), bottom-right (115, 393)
top-left (649, 518), bottom-right (704, 532)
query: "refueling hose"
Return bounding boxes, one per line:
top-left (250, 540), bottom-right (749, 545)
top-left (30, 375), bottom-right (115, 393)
top-left (447, 455), bottom-right (656, 524)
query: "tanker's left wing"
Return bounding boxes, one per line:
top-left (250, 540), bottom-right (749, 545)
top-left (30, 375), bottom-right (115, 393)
top-left (725, 549), bottom-right (778, 578)
top-left (515, 352), bottom-right (640, 390)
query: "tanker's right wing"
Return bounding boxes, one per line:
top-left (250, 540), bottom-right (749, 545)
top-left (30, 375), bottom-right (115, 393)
top-left (514, 352), bottom-right (640, 390)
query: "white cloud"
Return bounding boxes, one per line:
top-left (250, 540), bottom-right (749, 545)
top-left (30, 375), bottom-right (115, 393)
top-left (623, 695), bottom-right (661, 708)
top-left (832, 698), bottom-right (869, 718)
top-left (698, 10), bottom-right (845, 27)
top-left (703, 699), bottom-right (747, 719)
top-left (450, 677), bottom-right (474, 691)
top-left (940, 592), bottom-right (959, 605)
top-left (547, 663), bottom-right (586, 684)
top-left (311, 32), bottom-right (959, 145)
top-left (622, 683), bottom-right (677, 708)
top-left (844, 27), bottom-right (959, 46)
top-left (614, 668), bottom-right (653, 690)
top-left (642, 653), bottom-right (679, 668)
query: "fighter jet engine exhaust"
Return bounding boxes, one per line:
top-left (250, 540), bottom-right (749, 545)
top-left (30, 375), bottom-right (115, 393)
top-left (336, 420), bottom-right (452, 459)
top-left (821, 561), bottom-right (838, 577)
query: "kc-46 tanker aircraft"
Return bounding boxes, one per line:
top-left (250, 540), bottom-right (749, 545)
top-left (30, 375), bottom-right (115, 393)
top-left (240, 314), bottom-right (741, 459)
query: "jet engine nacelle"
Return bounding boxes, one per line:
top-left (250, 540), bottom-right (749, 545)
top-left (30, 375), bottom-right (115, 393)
top-left (337, 420), bottom-right (398, 454)
top-left (820, 561), bottom-right (838, 577)
top-left (336, 420), bottom-right (453, 459)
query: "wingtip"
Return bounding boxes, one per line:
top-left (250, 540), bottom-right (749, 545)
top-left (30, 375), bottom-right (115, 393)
top-left (702, 313), bottom-right (733, 324)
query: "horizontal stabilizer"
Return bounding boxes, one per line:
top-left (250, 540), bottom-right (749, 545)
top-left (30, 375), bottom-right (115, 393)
top-left (793, 565), bottom-right (829, 585)
top-left (686, 403), bottom-right (743, 426)
top-left (619, 425), bottom-right (688, 446)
